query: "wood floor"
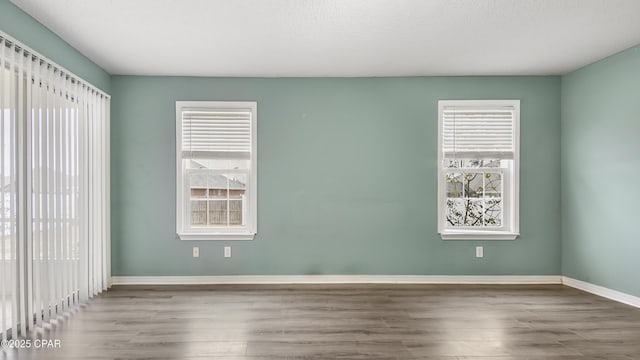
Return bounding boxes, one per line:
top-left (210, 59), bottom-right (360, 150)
top-left (2, 284), bottom-right (640, 359)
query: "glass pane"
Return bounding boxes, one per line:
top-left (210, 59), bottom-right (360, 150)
top-left (208, 199), bottom-right (228, 225)
top-left (484, 172), bottom-right (502, 197)
top-left (465, 159), bottom-right (482, 168)
top-left (446, 198), bottom-right (484, 227)
top-left (446, 159), bottom-right (463, 168)
top-left (228, 199), bottom-right (243, 225)
top-left (446, 172), bottom-right (463, 198)
top-left (464, 199), bottom-right (484, 226)
top-left (191, 188), bottom-right (207, 199)
top-left (190, 200), bottom-right (207, 226)
top-left (484, 198), bottom-right (502, 226)
top-left (445, 198), bottom-right (465, 227)
top-left (464, 173), bottom-right (483, 198)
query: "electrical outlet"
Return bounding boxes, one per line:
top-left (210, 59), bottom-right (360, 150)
top-left (475, 246), bottom-right (483, 258)
top-left (193, 246), bottom-right (199, 258)
top-left (224, 246), bottom-right (231, 258)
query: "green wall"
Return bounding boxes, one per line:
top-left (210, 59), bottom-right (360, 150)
top-left (5, 0), bottom-right (640, 295)
top-left (0, 0), bottom-right (110, 92)
top-left (561, 45), bottom-right (640, 297)
top-left (111, 76), bottom-right (561, 276)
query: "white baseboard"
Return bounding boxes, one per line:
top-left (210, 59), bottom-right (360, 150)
top-left (110, 275), bottom-right (562, 286)
top-left (562, 276), bottom-right (640, 309)
top-left (109, 275), bottom-right (640, 309)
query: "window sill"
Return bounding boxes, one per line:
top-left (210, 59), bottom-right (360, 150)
top-left (178, 233), bottom-right (256, 241)
top-left (440, 232), bottom-right (519, 240)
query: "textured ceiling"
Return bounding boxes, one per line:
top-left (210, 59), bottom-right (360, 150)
top-left (10, 0), bottom-right (640, 77)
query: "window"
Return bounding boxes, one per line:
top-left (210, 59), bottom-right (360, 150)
top-left (176, 101), bottom-right (257, 240)
top-left (437, 100), bottom-right (519, 240)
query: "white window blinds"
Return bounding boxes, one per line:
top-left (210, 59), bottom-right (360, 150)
top-left (0, 31), bottom-right (110, 341)
top-left (181, 109), bottom-right (252, 159)
top-left (442, 106), bottom-right (516, 159)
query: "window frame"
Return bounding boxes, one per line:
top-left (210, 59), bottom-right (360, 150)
top-left (437, 100), bottom-right (520, 240)
top-left (175, 101), bottom-right (257, 241)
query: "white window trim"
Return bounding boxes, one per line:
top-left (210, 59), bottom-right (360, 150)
top-left (437, 100), bottom-right (520, 241)
top-left (179, 233), bottom-right (256, 241)
top-left (176, 101), bottom-right (257, 241)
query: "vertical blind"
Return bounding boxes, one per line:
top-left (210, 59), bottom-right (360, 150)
top-left (0, 32), bottom-right (110, 340)
top-left (181, 109), bottom-right (252, 159)
top-left (442, 107), bottom-right (516, 159)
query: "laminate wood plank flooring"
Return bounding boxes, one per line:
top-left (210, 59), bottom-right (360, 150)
top-left (2, 284), bottom-right (640, 359)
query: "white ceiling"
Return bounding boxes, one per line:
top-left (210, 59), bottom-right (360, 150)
top-left (10, 0), bottom-right (640, 77)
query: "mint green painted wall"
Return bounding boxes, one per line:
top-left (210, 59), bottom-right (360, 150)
top-left (0, 0), bottom-right (110, 92)
top-left (111, 76), bottom-right (561, 276)
top-left (561, 45), bottom-right (640, 297)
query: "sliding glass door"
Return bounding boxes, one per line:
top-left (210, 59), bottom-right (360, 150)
top-left (0, 32), bottom-right (110, 341)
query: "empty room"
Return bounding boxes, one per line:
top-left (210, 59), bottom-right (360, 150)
top-left (1, 0), bottom-right (640, 358)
